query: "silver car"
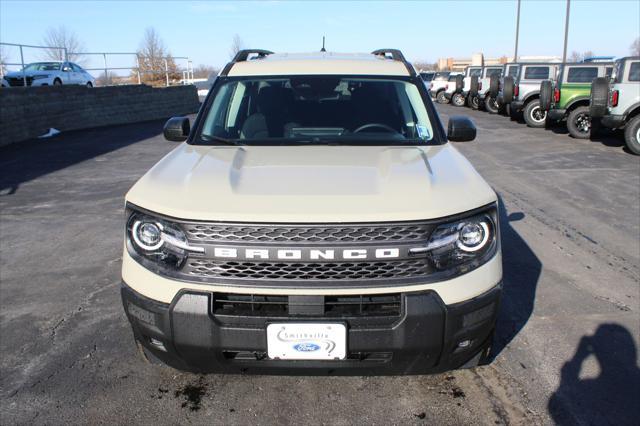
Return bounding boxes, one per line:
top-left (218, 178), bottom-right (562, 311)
top-left (2, 61), bottom-right (96, 87)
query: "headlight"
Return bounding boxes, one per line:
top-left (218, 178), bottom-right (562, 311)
top-left (413, 207), bottom-right (498, 274)
top-left (32, 75), bottom-right (49, 80)
top-left (126, 210), bottom-right (203, 269)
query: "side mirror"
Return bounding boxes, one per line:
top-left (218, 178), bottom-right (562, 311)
top-left (447, 116), bottom-right (476, 142)
top-left (62, 66), bottom-right (71, 72)
top-left (163, 117), bottom-right (190, 142)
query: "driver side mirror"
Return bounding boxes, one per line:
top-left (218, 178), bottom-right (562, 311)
top-left (447, 116), bottom-right (476, 142)
top-left (62, 66), bottom-right (71, 72)
top-left (163, 117), bottom-right (190, 142)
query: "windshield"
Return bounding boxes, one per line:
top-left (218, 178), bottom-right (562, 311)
top-left (199, 76), bottom-right (435, 145)
top-left (23, 62), bottom-right (61, 71)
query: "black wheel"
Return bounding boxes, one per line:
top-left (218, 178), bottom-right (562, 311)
top-left (436, 90), bottom-right (449, 104)
top-left (470, 76), bottom-right (479, 97)
top-left (523, 99), bottom-right (547, 128)
top-left (539, 80), bottom-right (553, 111)
top-left (53, 79), bottom-right (62, 86)
top-left (590, 77), bottom-right (610, 118)
top-left (624, 115), bottom-right (640, 155)
top-left (489, 75), bottom-right (499, 98)
top-left (468, 95), bottom-right (479, 110)
top-left (566, 106), bottom-right (593, 139)
top-left (502, 77), bottom-right (514, 104)
top-left (455, 75), bottom-right (463, 92)
top-left (452, 93), bottom-right (466, 107)
top-left (484, 96), bottom-right (499, 114)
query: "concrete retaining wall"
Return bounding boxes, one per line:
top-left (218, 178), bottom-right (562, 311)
top-left (0, 84), bottom-right (200, 147)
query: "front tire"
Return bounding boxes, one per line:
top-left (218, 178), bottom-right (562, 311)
top-left (484, 96), bottom-right (499, 114)
top-left (436, 90), bottom-right (449, 104)
top-left (624, 115), bottom-right (640, 155)
top-left (567, 106), bottom-right (593, 139)
top-left (452, 93), bottom-right (466, 107)
top-left (53, 78), bottom-right (62, 86)
top-left (523, 99), bottom-right (546, 128)
top-left (468, 95), bottom-right (479, 110)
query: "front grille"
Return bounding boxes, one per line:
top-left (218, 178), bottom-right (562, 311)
top-left (7, 77), bottom-right (33, 87)
top-left (212, 293), bottom-right (402, 317)
top-left (186, 259), bottom-right (431, 281)
top-left (184, 223), bottom-right (432, 244)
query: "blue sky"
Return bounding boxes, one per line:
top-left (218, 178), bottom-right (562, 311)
top-left (1, 0), bottom-right (638, 71)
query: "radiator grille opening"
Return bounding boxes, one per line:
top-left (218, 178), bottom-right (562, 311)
top-left (212, 293), bottom-right (402, 318)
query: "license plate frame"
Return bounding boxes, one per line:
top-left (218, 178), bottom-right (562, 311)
top-left (266, 323), bottom-right (347, 360)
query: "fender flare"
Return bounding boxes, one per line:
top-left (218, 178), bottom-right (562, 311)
top-left (622, 102), bottom-right (640, 120)
top-left (522, 90), bottom-right (540, 104)
top-left (565, 96), bottom-right (590, 111)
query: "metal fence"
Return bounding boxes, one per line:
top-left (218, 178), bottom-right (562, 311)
top-left (0, 42), bottom-right (194, 87)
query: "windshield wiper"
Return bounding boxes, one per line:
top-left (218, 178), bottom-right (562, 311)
top-left (200, 134), bottom-right (241, 145)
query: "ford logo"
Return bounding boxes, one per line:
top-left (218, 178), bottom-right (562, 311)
top-left (293, 343), bottom-right (320, 352)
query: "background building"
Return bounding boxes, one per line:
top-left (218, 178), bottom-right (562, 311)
top-left (436, 52), bottom-right (561, 71)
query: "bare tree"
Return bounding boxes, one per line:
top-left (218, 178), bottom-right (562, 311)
top-left (631, 37), bottom-right (640, 56)
top-left (229, 34), bottom-right (244, 59)
top-left (568, 50), bottom-right (594, 63)
top-left (413, 61), bottom-right (437, 72)
top-left (135, 27), bottom-right (180, 86)
top-left (42, 26), bottom-right (85, 63)
top-left (96, 71), bottom-right (118, 87)
top-left (193, 64), bottom-right (218, 79)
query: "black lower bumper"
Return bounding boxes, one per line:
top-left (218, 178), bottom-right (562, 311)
top-left (511, 99), bottom-right (524, 111)
top-left (601, 114), bottom-right (625, 129)
top-left (121, 282), bottom-right (502, 375)
top-left (547, 108), bottom-right (566, 121)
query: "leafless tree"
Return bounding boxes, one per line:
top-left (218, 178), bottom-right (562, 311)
top-left (193, 64), bottom-right (218, 79)
top-left (96, 71), bottom-right (119, 87)
top-left (631, 37), bottom-right (640, 56)
top-left (0, 46), bottom-right (7, 76)
top-left (568, 50), bottom-right (594, 63)
top-left (42, 26), bottom-right (85, 63)
top-left (413, 61), bottom-right (438, 72)
top-left (135, 27), bottom-right (179, 86)
top-left (229, 34), bottom-right (244, 59)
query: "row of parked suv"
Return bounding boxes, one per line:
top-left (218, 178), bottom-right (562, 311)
top-left (421, 56), bottom-right (640, 155)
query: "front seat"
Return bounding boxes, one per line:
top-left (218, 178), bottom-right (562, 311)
top-left (240, 86), bottom-right (289, 139)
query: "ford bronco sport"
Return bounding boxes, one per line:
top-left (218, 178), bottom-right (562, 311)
top-left (121, 49), bottom-right (503, 374)
top-left (590, 56), bottom-right (640, 154)
top-left (539, 62), bottom-right (613, 139)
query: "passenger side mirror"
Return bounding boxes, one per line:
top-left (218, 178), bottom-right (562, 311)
top-left (447, 116), bottom-right (476, 142)
top-left (62, 66), bottom-right (71, 72)
top-left (163, 117), bottom-right (190, 142)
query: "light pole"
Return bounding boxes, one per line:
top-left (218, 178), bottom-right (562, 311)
top-left (562, 0), bottom-right (571, 63)
top-left (514, 0), bottom-right (521, 62)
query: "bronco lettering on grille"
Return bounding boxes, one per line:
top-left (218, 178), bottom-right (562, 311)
top-left (207, 247), bottom-right (404, 261)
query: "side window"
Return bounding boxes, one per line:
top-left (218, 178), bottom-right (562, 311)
top-left (488, 69), bottom-right (502, 78)
top-left (605, 67), bottom-right (613, 78)
top-left (566, 67), bottom-right (598, 83)
top-left (524, 67), bottom-right (550, 80)
top-left (628, 62), bottom-right (640, 82)
top-left (71, 63), bottom-right (83, 72)
top-left (469, 68), bottom-right (482, 77)
top-left (507, 66), bottom-right (519, 77)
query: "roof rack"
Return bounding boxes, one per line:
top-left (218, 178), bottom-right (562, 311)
top-left (220, 49), bottom-right (274, 76)
top-left (371, 49), bottom-right (416, 76)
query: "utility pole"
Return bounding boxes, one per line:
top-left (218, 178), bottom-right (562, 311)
top-left (562, 0), bottom-right (571, 63)
top-left (514, 0), bottom-right (521, 62)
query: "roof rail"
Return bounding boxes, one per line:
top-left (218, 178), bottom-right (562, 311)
top-left (371, 49), bottom-right (416, 76)
top-left (220, 49), bottom-right (274, 76)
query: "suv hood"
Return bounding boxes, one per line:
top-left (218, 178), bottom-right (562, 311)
top-left (126, 143), bottom-right (496, 223)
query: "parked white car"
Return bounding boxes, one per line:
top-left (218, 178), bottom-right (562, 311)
top-left (2, 61), bottom-right (96, 87)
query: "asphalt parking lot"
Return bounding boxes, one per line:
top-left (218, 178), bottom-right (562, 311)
top-left (1, 104), bottom-right (639, 425)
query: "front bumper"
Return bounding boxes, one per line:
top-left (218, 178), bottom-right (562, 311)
top-left (122, 280), bottom-right (502, 375)
top-left (547, 108), bottom-right (566, 121)
top-left (601, 114), bottom-right (625, 129)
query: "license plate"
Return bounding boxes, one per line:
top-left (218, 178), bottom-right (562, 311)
top-left (266, 323), bottom-right (346, 360)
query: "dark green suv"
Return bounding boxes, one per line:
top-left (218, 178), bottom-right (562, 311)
top-left (539, 62), bottom-right (613, 139)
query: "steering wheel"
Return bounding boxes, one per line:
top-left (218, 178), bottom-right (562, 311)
top-left (353, 123), bottom-right (397, 134)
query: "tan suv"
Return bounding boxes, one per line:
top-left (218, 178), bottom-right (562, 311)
top-left (121, 49), bottom-right (503, 374)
